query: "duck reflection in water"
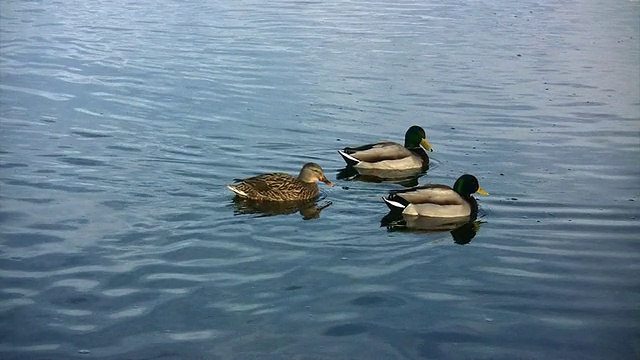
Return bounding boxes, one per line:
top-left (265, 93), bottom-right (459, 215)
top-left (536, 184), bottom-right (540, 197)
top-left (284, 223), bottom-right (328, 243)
top-left (336, 166), bottom-right (424, 188)
top-left (381, 212), bottom-right (483, 245)
top-left (232, 198), bottom-right (332, 220)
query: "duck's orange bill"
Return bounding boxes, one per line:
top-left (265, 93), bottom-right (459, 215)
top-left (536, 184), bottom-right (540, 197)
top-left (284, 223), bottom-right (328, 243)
top-left (477, 187), bottom-right (489, 195)
top-left (321, 177), bottom-right (334, 187)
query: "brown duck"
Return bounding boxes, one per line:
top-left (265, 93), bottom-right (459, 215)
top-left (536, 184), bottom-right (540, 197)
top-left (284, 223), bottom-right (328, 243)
top-left (227, 162), bottom-right (334, 201)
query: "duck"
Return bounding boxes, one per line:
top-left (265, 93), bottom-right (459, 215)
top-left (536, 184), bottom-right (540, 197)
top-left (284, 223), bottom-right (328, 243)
top-left (227, 162), bottom-right (334, 201)
top-left (337, 125), bottom-right (433, 171)
top-left (382, 174), bottom-right (488, 218)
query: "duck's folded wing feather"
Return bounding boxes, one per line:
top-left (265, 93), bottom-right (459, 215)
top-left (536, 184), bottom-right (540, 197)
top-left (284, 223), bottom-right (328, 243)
top-left (240, 177), bottom-right (272, 192)
top-left (238, 173), bottom-right (293, 191)
top-left (397, 186), bottom-right (465, 206)
top-left (343, 142), bottom-right (412, 162)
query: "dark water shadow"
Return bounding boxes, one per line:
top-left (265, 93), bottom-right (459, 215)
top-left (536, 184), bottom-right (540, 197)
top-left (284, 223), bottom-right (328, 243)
top-left (323, 323), bottom-right (369, 337)
top-left (381, 212), bottom-right (483, 245)
top-left (231, 197), bottom-right (332, 220)
top-left (336, 166), bottom-right (425, 188)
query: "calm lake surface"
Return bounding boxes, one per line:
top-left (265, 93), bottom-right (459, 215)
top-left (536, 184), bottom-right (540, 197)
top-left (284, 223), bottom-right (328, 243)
top-left (1, 0), bottom-right (639, 359)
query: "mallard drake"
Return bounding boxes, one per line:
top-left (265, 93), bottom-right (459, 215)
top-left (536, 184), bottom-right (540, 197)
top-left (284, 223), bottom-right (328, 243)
top-left (383, 174), bottom-right (488, 217)
top-left (227, 162), bottom-right (334, 201)
top-left (338, 125), bottom-right (433, 171)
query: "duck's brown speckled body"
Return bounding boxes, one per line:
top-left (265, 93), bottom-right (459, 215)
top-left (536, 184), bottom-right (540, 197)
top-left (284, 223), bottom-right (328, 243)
top-left (227, 162), bottom-right (333, 201)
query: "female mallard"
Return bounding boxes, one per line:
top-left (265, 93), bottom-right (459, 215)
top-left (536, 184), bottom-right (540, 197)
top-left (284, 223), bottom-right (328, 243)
top-left (383, 174), bottom-right (488, 217)
top-left (227, 162), bottom-right (334, 201)
top-left (338, 125), bottom-right (433, 171)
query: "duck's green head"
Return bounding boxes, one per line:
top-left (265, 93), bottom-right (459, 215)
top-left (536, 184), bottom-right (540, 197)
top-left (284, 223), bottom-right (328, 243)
top-left (454, 174), bottom-right (489, 197)
top-left (404, 125), bottom-right (433, 151)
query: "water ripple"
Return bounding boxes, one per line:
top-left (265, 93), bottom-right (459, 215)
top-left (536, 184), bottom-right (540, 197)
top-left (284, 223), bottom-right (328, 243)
top-left (1, 0), bottom-right (638, 359)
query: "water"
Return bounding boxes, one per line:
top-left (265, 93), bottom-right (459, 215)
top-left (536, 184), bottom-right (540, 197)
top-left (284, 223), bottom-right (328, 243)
top-left (1, 0), bottom-right (639, 359)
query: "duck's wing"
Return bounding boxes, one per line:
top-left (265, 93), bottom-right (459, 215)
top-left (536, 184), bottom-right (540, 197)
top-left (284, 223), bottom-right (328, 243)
top-left (398, 186), bottom-right (475, 217)
top-left (340, 142), bottom-right (413, 163)
top-left (239, 173), bottom-right (290, 191)
top-left (391, 185), bottom-right (464, 206)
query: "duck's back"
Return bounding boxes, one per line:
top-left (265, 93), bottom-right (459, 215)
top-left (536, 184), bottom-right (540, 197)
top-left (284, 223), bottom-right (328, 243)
top-left (396, 186), bottom-right (464, 206)
top-left (345, 142), bottom-right (411, 161)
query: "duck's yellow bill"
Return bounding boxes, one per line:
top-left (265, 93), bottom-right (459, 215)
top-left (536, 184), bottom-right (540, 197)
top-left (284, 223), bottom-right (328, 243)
top-left (477, 187), bottom-right (489, 196)
top-left (421, 138), bottom-right (433, 152)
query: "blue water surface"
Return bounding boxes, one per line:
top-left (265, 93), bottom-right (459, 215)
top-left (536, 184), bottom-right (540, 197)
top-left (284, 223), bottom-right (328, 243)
top-left (1, 0), bottom-right (639, 359)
